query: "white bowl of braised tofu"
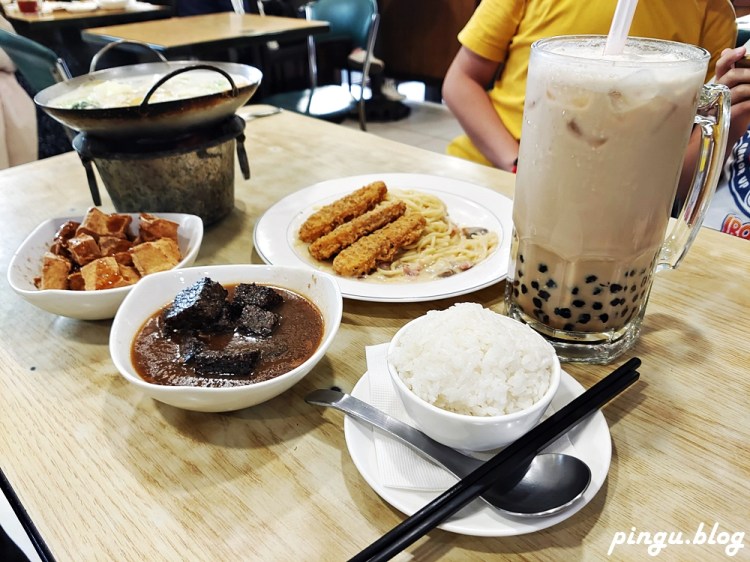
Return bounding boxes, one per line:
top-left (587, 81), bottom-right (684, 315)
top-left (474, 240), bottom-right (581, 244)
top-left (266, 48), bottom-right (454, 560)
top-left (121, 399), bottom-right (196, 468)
top-left (7, 208), bottom-right (203, 320)
top-left (109, 264), bottom-right (343, 412)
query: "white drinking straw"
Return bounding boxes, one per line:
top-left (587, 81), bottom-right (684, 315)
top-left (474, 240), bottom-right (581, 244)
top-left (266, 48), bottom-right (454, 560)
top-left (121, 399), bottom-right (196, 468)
top-left (603, 0), bottom-right (639, 55)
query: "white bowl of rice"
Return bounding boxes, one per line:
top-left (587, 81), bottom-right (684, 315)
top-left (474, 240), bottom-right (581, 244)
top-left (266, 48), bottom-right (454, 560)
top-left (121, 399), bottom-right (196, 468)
top-left (387, 303), bottom-right (560, 451)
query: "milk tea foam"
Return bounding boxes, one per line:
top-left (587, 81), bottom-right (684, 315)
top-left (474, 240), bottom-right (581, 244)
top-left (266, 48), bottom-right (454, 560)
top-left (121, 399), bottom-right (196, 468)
top-left (509, 38), bottom-right (706, 334)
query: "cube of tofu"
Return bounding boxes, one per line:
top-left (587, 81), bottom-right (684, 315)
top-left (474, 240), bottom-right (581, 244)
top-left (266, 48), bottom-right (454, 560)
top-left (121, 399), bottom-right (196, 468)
top-left (137, 213), bottom-right (179, 243)
top-left (119, 264), bottom-right (141, 286)
top-left (113, 251), bottom-right (134, 267)
top-left (66, 233), bottom-right (101, 266)
top-left (38, 252), bottom-right (71, 290)
top-left (67, 271), bottom-right (85, 291)
top-left (130, 238), bottom-right (182, 276)
top-left (76, 207), bottom-right (132, 240)
top-left (53, 220), bottom-right (80, 245)
top-left (80, 256), bottom-right (132, 290)
top-left (99, 235), bottom-right (134, 257)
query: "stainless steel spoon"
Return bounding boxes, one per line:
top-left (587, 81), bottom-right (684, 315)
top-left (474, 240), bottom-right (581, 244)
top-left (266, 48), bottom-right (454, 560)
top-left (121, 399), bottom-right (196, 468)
top-left (306, 389), bottom-right (591, 518)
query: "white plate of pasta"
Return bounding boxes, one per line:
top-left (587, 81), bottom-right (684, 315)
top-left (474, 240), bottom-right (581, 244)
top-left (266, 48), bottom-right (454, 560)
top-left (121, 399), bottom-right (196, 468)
top-left (253, 173), bottom-right (513, 302)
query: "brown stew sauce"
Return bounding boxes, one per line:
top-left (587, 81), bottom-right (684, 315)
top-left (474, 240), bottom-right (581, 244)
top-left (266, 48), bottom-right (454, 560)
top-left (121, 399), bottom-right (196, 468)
top-left (131, 284), bottom-right (324, 388)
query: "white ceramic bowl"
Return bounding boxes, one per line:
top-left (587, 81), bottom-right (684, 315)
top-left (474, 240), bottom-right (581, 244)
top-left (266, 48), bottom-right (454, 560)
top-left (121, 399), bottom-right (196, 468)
top-left (7, 213), bottom-right (203, 320)
top-left (109, 264), bottom-right (343, 412)
top-left (387, 309), bottom-right (561, 451)
top-left (96, 0), bottom-right (131, 9)
top-left (65, 1), bottom-right (98, 11)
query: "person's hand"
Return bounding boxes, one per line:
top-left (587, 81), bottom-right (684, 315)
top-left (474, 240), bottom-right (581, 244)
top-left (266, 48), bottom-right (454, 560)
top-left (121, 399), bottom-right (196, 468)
top-left (713, 46), bottom-right (750, 138)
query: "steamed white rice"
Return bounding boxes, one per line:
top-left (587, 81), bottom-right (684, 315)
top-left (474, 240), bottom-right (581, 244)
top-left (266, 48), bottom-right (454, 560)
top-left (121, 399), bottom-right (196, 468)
top-left (390, 303), bottom-right (555, 417)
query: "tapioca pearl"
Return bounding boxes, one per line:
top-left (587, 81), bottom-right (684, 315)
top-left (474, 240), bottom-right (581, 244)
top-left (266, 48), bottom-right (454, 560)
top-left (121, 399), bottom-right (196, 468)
top-left (622, 305), bottom-right (629, 318)
top-left (571, 287), bottom-right (579, 295)
top-left (631, 293), bottom-right (639, 303)
top-left (592, 302), bottom-right (603, 310)
top-left (585, 275), bottom-right (598, 284)
top-left (518, 269), bottom-right (524, 278)
top-left (545, 279), bottom-right (557, 289)
top-left (533, 297), bottom-right (543, 309)
top-left (599, 313), bottom-right (610, 323)
top-left (640, 276), bottom-right (648, 287)
top-left (610, 284), bottom-right (623, 293)
top-left (577, 313), bottom-right (591, 324)
top-left (554, 307), bottom-right (572, 319)
top-left (533, 308), bottom-right (549, 324)
top-left (519, 254), bottom-right (525, 263)
top-left (513, 279), bottom-right (520, 287)
top-left (609, 297), bottom-right (626, 307)
top-left (538, 289), bottom-right (551, 301)
top-left (531, 281), bottom-right (540, 290)
top-left (563, 323), bottom-right (574, 331)
top-left (513, 287), bottom-right (520, 298)
top-left (629, 284), bottom-right (637, 293)
top-left (592, 286), bottom-right (603, 296)
top-left (539, 264), bottom-right (548, 273)
top-left (521, 284), bottom-right (528, 294)
top-left (572, 300), bottom-right (585, 308)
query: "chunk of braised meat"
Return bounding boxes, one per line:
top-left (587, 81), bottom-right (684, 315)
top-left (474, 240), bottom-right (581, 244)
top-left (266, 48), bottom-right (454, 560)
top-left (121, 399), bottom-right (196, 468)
top-left (185, 344), bottom-right (261, 376)
top-left (232, 283), bottom-right (283, 312)
top-left (163, 277), bottom-right (229, 331)
top-left (237, 304), bottom-right (278, 337)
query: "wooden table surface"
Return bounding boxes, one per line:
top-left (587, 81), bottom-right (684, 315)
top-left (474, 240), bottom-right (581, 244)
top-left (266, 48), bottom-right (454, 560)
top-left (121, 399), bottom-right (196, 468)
top-left (3, 1), bottom-right (171, 33)
top-left (0, 109), bottom-right (748, 561)
top-left (82, 13), bottom-right (329, 58)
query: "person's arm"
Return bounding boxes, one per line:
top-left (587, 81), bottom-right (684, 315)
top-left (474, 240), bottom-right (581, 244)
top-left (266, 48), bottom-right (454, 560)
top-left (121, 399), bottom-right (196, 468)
top-left (678, 46), bottom-right (750, 203)
top-left (442, 47), bottom-right (519, 172)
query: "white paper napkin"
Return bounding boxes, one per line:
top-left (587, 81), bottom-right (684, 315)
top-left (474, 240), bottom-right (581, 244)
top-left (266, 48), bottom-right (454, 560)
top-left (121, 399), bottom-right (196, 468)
top-left (364, 343), bottom-right (576, 491)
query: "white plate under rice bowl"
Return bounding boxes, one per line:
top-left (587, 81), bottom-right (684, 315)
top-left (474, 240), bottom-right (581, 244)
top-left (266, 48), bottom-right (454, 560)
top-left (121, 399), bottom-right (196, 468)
top-left (387, 303), bottom-right (560, 451)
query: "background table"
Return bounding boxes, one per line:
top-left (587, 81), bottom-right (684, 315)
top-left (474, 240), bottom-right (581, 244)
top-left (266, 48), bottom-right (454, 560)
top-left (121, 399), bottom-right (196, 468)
top-left (82, 12), bottom-right (329, 59)
top-left (3, 1), bottom-right (171, 74)
top-left (4, 1), bottom-right (171, 34)
top-left (0, 109), bottom-right (748, 561)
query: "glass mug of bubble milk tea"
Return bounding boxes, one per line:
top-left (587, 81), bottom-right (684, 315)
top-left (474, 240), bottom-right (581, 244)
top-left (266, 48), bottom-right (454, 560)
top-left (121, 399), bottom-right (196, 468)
top-left (504, 36), bottom-right (729, 364)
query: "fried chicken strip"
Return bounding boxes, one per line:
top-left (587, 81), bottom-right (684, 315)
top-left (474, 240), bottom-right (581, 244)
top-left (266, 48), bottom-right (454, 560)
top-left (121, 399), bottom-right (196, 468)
top-left (298, 181), bottom-right (388, 243)
top-left (332, 212), bottom-right (427, 277)
top-left (308, 200), bottom-right (406, 260)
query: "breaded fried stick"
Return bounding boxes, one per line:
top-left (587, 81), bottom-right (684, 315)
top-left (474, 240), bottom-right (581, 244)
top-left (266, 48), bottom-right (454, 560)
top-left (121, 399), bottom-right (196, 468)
top-left (309, 200), bottom-right (406, 260)
top-left (298, 181), bottom-right (387, 243)
top-left (332, 212), bottom-right (427, 277)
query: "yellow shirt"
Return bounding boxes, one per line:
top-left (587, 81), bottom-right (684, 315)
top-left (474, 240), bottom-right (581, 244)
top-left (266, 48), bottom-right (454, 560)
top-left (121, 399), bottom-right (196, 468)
top-left (448, 0), bottom-right (737, 166)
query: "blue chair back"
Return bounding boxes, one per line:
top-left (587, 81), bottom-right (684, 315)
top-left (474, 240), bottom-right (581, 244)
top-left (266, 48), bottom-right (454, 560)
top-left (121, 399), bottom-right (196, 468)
top-left (309, 0), bottom-right (377, 50)
top-left (0, 29), bottom-right (71, 94)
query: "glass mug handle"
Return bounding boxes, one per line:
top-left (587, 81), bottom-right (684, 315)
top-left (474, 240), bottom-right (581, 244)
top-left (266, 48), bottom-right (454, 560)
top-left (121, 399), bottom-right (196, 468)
top-left (657, 82), bottom-right (730, 272)
top-left (656, 84), bottom-right (731, 271)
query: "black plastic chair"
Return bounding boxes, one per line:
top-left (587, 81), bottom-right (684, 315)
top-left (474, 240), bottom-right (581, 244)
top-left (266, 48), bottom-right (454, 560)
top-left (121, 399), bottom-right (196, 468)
top-left (262, 0), bottom-right (379, 130)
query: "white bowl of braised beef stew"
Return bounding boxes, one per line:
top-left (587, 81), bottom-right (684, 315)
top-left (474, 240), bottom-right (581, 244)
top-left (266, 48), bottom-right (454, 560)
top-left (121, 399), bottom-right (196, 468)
top-left (109, 264), bottom-right (343, 412)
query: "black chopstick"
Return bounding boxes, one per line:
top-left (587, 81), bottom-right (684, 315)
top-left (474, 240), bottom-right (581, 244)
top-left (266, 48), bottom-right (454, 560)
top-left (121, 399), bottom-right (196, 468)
top-left (0, 467), bottom-right (56, 562)
top-left (349, 357), bottom-right (641, 562)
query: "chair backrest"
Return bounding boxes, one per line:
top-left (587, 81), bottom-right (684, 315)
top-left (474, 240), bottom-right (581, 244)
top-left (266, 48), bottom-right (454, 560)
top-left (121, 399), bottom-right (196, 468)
top-left (309, 0), bottom-right (377, 51)
top-left (0, 29), bottom-right (71, 94)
